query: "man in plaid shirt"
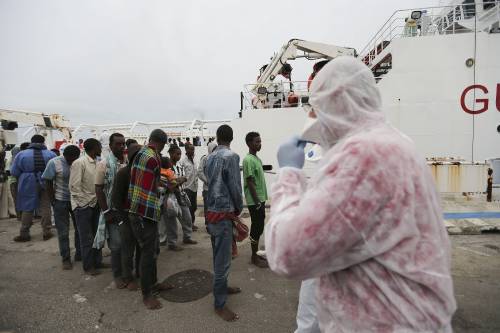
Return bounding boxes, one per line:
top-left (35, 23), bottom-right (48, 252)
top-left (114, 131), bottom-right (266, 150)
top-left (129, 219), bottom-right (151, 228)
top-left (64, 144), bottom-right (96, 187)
top-left (128, 129), bottom-right (172, 310)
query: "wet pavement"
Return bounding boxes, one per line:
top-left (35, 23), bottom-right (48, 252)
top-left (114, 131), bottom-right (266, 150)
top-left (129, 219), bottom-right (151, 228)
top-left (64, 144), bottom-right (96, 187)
top-left (0, 205), bottom-right (499, 332)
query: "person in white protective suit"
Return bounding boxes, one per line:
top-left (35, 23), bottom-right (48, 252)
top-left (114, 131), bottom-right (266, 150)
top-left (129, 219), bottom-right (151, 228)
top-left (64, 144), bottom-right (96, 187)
top-left (265, 56), bottom-right (456, 332)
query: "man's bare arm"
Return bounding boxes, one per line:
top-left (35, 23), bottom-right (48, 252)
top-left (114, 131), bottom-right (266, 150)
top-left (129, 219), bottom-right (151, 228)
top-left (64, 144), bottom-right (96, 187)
top-left (247, 176), bottom-right (260, 206)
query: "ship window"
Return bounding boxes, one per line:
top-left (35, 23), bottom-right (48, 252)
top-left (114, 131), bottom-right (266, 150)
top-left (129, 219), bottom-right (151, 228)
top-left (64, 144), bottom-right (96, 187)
top-left (484, 0), bottom-right (496, 10)
top-left (462, 0), bottom-right (476, 19)
top-left (371, 53), bottom-right (392, 83)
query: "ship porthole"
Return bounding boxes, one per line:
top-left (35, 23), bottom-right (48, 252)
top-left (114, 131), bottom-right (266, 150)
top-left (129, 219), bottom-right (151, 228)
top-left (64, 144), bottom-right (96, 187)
top-left (465, 58), bottom-right (474, 68)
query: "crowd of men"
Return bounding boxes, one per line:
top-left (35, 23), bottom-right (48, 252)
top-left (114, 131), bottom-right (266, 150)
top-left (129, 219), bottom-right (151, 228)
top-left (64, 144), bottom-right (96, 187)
top-left (1, 125), bottom-right (268, 320)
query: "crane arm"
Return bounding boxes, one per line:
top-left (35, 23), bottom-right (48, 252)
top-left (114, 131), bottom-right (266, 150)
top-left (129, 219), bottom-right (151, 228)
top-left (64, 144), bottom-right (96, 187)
top-left (0, 108), bottom-right (72, 142)
top-left (255, 39), bottom-right (356, 87)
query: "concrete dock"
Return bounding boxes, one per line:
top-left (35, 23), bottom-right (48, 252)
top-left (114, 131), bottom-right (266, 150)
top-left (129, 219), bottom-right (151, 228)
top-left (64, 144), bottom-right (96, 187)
top-left (0, 195), bottom-right (499, 332)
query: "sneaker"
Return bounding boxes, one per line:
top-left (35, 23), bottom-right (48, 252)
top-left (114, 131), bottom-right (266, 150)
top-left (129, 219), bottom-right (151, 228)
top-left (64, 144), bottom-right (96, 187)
top-left (183, 239), bottom-right (198, 245)
top-left (84, 268), bottom-right (101, 276)
top-left (167, 245), bottom-right (183, 251)
top-left (62, 260), bottom-right (73, 270)
top-left (251, 255), bottom-right (269, 269)
top-left (13, 235), bottom-right (31, 242)
top-left (43, 232), bottom-right (54, 241)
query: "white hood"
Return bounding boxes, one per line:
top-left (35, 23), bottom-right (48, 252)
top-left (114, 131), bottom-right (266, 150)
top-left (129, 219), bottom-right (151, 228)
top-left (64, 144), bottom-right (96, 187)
top-left (308, 56), bottom-right (386, 148)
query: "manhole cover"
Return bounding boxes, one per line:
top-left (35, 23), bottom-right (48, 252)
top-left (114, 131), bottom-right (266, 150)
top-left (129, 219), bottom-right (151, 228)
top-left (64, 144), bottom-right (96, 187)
top-left (159, 269), bottom-right (213, 303)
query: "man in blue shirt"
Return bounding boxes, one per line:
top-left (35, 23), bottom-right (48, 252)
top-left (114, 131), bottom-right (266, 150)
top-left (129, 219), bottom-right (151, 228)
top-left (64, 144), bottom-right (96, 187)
top-left (42, 145), bottom-right (82, 270)
top-left (205, 125), bottom-right (243, 322)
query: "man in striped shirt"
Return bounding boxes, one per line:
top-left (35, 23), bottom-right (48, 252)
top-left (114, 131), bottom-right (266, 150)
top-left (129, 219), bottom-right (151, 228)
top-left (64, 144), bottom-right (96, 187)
top-left (43, 145), bottom-right (82, 270)
top-left (128, 129), bottom-right (172, 310)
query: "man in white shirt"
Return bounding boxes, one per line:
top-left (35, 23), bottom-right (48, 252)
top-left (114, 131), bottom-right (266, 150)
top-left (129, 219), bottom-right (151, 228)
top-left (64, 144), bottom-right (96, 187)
top-left (180, 143), bottom-right (199, 231)
top-left (197, 142), bottom-right (217, 225)
top-left (69, 138), bottom-right (103, 276)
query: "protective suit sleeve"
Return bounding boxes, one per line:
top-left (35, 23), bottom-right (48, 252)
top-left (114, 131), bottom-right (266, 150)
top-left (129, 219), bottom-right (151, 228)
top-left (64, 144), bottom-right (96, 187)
top-left (265, 141), bottom-right (390, 280)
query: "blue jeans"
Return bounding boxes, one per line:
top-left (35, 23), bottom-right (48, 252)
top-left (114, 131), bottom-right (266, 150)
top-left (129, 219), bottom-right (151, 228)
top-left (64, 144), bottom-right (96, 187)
top-left (207, 219), bottom-right (232, 309)
top-left (107, 222), bottom-right (122, 278)
top-left (74, 206), bottom-right (102, 272)
top-left (53, 200), bottom-right (81, 262)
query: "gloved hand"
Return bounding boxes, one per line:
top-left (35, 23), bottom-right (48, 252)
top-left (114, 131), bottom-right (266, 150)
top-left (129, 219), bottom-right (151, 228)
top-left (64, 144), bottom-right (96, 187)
top-left (277, 136), bottom-right (307, 169)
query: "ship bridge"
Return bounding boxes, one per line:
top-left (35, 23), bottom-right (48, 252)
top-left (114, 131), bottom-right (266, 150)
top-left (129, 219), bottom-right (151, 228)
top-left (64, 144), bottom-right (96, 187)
top-left (359, 1), bottom-right (500, 81)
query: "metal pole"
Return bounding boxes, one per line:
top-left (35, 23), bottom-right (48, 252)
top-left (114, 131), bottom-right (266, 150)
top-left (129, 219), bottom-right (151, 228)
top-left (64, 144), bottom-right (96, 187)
top-left (487, 168), bottom-right (493, 202)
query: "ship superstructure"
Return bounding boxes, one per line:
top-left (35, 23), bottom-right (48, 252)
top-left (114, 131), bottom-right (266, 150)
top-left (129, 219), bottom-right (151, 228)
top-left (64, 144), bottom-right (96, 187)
top-left (5, 1), bottom-right (499, 194)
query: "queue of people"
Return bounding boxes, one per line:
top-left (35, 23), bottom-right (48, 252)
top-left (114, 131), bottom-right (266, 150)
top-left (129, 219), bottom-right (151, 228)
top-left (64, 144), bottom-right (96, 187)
top-left (2, 124), bottom-right (271, 318)
top-left (0, 56), bottom-right (457, 331)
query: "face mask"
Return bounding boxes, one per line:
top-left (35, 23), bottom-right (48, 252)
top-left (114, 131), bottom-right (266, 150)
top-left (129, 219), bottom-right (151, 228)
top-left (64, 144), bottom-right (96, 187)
top-left (300, 117), bottom-right (326, 162)
top-left (300, 117), bottom-right (323, 144)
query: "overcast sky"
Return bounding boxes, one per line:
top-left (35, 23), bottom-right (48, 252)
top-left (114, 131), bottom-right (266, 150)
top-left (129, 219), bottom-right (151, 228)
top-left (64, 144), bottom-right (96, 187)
top-left (0, 0), bottom-right (437, 125)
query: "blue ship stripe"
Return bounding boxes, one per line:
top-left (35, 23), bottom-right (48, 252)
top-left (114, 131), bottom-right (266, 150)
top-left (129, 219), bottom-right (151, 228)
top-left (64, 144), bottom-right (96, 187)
top-left (443, 212), bottom-right (500, 220)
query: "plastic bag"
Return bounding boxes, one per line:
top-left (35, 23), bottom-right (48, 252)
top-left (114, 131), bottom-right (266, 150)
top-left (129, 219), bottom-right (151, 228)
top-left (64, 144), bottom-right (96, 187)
top-left (178, 191), bottom-right (191, 207)
top-left (165, 193), bottom-right (182, 218)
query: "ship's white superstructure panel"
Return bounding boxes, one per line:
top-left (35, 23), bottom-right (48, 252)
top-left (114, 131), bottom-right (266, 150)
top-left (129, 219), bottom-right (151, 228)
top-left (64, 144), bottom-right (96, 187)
top-left (377, 32), bottom-right (500, 162)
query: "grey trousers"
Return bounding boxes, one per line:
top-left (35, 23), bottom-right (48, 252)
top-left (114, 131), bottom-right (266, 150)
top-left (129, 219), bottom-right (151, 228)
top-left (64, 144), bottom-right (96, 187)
top-left (20, 189), bottom-right (52, 237)
top-left (164, 205), bottom-right (193, 246)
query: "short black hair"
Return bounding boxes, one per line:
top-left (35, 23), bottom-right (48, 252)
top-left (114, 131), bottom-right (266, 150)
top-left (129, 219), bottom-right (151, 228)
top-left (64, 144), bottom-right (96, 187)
top-left (216, 125), bottom-right (233, 143)
top-left (31, 134), bottom-right (45, 144)
top-left (313, 60), bottom-right (330, 73)
top-left (20, 142), bottom-right (30, 150)
top-left (83, 138), bottom-right (101, 153)
top-left (161, 156), bottom-right (171, 168)
top-left (109, 132), bottom-right (124, 145)
top-left (245, 132), bottom-right (260, 145)
top-left (125, 138), bottom-right (138, 148)
top-left (149, 129), bottom-right (168, 144)
top-left (280, 63), bottom-right (293, 75)
top-left (63, 145), bottom-right (81, 159)
top-left (168, 144), bottom-right (181, 154)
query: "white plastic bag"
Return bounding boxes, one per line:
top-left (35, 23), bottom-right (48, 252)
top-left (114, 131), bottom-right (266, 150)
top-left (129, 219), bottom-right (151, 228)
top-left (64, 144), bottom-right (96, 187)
top-left (165, 193), bottom-right (181, 218)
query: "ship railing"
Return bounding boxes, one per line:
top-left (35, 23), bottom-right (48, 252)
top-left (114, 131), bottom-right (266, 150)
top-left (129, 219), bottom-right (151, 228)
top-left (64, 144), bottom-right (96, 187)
top-left (72, 119), bottom-right (231, 144)
top-left (241, 80), bottom-right (311, 111)
top-left (360, 1), bottom-right (500, 68)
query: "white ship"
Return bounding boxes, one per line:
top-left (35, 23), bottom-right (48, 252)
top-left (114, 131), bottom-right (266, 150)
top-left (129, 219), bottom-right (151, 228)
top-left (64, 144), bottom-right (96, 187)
top-left (2, 1), bottom-right (499, 194)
